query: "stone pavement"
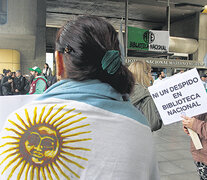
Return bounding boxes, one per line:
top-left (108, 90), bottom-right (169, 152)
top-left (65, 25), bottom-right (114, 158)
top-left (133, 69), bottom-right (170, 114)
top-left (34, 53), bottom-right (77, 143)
top-left (153, 122), bottom-right (200, 180)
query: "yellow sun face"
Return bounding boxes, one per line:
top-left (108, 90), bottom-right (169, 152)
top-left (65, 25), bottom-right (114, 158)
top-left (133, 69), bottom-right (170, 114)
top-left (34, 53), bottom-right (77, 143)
top-left (0, 104), bottom-right (92, 180)
top-left (23, 126), bottom-right (59, 165)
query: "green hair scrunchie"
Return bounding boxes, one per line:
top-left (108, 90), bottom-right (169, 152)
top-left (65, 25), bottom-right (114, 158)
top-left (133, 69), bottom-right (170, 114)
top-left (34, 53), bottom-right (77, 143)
top-left (101, 50), bottom-right (121, 75)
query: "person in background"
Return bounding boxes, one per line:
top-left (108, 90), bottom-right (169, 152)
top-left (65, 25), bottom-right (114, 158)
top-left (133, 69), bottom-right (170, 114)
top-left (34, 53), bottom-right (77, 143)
top-left (13, 70), bottom-right (26, 95)
top-left (128, 61), bottom-right (162, 131)
top-left (42, 62), bottom-right (57, 88)
top-left (0, 74), bottom-right (4, 96)
top-left (182, 113), bottom-right (207, 180)
top-left (46, 74), bottom-right (57, 87)
top-left (28, 66), bottom-right (47, 94)
top-left (1, 69), bottom-right (13, 95)
top-left (2, 69), bottom-right (7, 76)
top-left (42, 63), bottom-right (52, 79)
top-left (161, 71), bottom-right (166, 79)
top-left (10, 72), bottom-right (16, 93)
top-left (153, 71), bottom-right (167, 85)
top-left (11, 72), bottom-right (16, 79)
top-left (145, 62), bottom-right (154, 85)
top-left (22, 74), bottom-right (31, 94)
top-left (201, 74), bottom-right (207, 92)
top-left (0, 16), bottom-right (160, 180)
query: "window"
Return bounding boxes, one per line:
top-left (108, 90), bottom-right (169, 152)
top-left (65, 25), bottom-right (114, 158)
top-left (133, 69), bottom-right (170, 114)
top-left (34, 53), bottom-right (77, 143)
top-left (0, 0), bottom-right (7, 25)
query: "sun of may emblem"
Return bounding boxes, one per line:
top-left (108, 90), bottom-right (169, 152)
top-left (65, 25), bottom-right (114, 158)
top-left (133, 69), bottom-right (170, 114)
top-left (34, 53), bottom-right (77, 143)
top-left (0, 104), bottom-right (92, 180)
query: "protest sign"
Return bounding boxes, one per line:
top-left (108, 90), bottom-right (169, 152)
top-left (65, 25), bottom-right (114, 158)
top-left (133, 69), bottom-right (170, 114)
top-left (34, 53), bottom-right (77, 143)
top-left (0, 95), bottom-right (39, 130)
top-left (148, 68), bottom-right (207, 125)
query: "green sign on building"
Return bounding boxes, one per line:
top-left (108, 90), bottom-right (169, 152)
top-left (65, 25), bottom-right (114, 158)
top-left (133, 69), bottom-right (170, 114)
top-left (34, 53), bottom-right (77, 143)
top-left (128, 26), bottom-right (169, 52)
top-left (128, 26), bottom-right (149, 51)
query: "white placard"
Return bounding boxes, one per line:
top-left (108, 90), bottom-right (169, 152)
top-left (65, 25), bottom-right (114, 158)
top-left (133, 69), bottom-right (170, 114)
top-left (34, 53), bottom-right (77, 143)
top-left (0, 95), bottom-right (39, 130)
top-left (148, 68), bottom-right (207, 125)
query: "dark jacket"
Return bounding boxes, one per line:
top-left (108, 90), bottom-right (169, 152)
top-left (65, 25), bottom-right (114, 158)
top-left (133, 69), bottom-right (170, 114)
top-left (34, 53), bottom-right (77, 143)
top-left (130, 83), bottom-right (162, 131)
top-left (1, 76), bottom-right (13, 95)
top-left (46, 75), bottom-right (57, 88)
top-left (0, 81), bottom-right (2, 96)
top-left (13, 75), bottom-right (26, 94)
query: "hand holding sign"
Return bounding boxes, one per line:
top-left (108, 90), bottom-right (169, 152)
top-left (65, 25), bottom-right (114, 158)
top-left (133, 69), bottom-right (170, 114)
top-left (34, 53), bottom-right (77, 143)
top-left (182, 115), bottom-right (195, 129)
top-left (182, 114), bottom-right (203, 150)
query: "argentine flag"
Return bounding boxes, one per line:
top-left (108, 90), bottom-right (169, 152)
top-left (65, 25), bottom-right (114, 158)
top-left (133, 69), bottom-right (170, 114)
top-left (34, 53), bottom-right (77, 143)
top-left (0, 80), bottom-right (160, 180)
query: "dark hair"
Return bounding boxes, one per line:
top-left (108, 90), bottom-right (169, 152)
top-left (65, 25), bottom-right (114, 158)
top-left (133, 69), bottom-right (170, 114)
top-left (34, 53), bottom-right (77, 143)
top-left (6, 69), bottom-right (11, 75)
top-left (37, 72), bottom-right (41, 76)
top-left (45, 63), bottom-right (49, 68)
top-left (56, 15), bottom-right (134, 94)
top-left (3, 69), bottom-right (7, 75)
top-left (16, 70), bottom-right (21, 73)
top-left (157, 72), bottom-right (161, 77)
top-left (201, 74), bottom-right (207, 78)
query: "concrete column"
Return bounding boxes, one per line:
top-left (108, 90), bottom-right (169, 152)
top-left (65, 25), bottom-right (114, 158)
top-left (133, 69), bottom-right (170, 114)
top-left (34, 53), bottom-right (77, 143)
top-left (0, 0), bottom-right (46, 74)
top-left (197, 13), bottom-right (207, 63)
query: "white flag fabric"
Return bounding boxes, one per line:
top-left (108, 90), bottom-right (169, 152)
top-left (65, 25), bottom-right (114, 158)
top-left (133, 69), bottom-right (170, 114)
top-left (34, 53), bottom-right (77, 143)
top-left (0, 98), bottom-right (159, 180)
top-left (0, 95), bottom-right (39, 130)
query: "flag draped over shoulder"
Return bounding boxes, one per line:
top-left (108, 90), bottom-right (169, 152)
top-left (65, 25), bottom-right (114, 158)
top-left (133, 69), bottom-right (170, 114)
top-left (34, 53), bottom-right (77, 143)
top-left (0, 98), bottom-right (159, 180)
top-left (0, 79), bottom-right (160, 180)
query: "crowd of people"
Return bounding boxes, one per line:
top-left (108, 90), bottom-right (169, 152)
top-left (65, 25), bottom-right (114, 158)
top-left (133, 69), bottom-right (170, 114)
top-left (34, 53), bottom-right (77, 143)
top-left (0, 15), bottom-right (206, 180)
top-left (0, 63), bottom-right (57, 96)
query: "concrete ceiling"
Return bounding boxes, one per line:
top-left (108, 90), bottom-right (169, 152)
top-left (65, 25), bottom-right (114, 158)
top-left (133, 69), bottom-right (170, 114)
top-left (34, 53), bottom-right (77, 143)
top-left (46, 0), bottom-right (207, 30)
